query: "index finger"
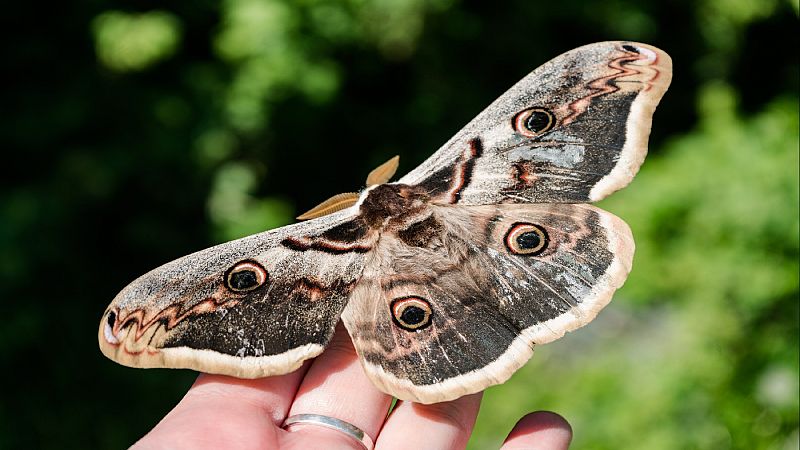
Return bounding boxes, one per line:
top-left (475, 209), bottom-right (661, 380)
top-left (134, 367), bottom-right (308, 448)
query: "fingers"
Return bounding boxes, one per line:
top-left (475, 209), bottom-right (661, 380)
top-left (501, 411), bottom-right (573, 450)
top-left (133, 325), bottom-right (571, 450)
top-left (375, 393), bottom-right (482, 450)
top-left (133, 366), bottom-right (308, 449)
top-left (283, 324), bottom-right (392, 448)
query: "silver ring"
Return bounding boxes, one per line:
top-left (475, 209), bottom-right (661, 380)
top-left (282, 413), bottom-right (375, 450)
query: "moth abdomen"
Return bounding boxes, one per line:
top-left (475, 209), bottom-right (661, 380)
top-left (397, 214), bottom-right (444, 249)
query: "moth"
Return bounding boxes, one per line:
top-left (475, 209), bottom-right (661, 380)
top-left (99, 42), bottom-right (671, 404)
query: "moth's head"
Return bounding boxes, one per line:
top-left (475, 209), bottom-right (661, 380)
top-left (98, 241), bottom-right (270, 370)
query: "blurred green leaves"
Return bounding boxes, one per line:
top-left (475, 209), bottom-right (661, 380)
top-left (211, 0), bottom-right (453, 131)
top-left (610, 83), bottom-right (799, 311)
top-left (92, 11), bottom-right (183, 72)
top-left (215, 0), bottom-right (336, 130)
top-left (303, 0), bottom-right (454, 57)
top-left (207, 162), bottom-right (293, 241)
top-left (606, 85), bottom-right (798, 446)
top-left (473, 85), bottom-right (799, 449)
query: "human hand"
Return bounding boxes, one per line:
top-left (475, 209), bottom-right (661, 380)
top-left (133, 326), bottom-right (572, 450)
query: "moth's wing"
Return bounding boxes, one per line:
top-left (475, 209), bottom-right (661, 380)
top-left (341, 203), bottom-right (632, 403)
top-left (99, 209), bottom-right (375, 378)
top-left (398, 41), bottom-right (672, 204)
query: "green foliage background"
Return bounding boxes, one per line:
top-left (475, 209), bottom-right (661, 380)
top-left (1, 0), bottom-right (797, 448)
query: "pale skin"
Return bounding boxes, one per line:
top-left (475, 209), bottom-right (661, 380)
top-left (134, 325), bottom-right (572, 450)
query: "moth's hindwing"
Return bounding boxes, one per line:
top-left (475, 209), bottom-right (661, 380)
top-left (99, 210), bottom-right (373, 378)
top-left (342, 203), bottom-right (633, 403)
top-left (399, 41), bottom-right (672, 205)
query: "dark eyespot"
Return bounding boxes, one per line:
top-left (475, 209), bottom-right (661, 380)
top-left (401, 306), bottom-right (426, 324)
top-left (390, 296), bottom-right (433, 331)
top-left (516, 231), bottom-right (541, 249)
top-left (504, 222), bottom-right (549, 256)
top-left (622, 44), bottom-right (639, 53)
top-left (225, 260), bottom-right (268, 292)
top-left (513, 107), bottom-right (556, 137)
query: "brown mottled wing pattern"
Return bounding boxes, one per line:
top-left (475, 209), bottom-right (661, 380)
top-left (99, 209), bottom-right (374, 378)
top-left (399, 41), bottom-right (672, 205)
top-left (342, 203), bottom-right (633, 403)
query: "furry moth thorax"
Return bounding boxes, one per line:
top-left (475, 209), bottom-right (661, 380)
top-left (100, 41), bottom-right (672, 404)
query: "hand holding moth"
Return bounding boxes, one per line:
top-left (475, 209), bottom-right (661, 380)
top-left (132, 327), bottom-right (573, 450)
top-left (100, 41), bottom-right (672, 403)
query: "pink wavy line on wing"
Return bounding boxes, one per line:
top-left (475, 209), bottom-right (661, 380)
top-left (447, 141), bottom-right (477, 203)
top-left (112, 274), bottom-right (347, 343)
top-left (641, 52), bottom-right (663, 92)
top-left (560, 50), bottom-right (647, 126)
top-left (113, 295), bottom-right (241, 342)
